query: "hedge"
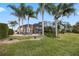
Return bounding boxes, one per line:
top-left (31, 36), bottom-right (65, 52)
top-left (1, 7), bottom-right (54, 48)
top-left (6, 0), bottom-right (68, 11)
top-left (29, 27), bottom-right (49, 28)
top-left (0, 23), bottom-right (9, 39)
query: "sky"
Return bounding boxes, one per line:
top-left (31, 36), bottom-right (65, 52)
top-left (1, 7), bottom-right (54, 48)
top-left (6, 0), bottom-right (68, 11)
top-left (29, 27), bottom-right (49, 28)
top-left (0, 3), bottom-right (79, 30)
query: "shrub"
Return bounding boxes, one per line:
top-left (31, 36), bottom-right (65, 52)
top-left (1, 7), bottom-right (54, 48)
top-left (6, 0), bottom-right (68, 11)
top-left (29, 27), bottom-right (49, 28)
top-left (72, 23), bottom-right (79, 33)
top-left (44, 26), bottom-right (53, 37)
top-left (8, 29), bottom-right (14, 35)
top-left (72, 27), bottom-right (79, 33)
top-left (44, 26), bottom-right (52, 33)
top-left (0, 23), bottom-right (9, 39)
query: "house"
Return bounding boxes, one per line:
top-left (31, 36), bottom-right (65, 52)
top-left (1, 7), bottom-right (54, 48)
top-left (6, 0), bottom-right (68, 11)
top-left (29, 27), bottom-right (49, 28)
top-left (16, 21), bottom-right (53, 34)
top-left (17, 24), bottom-right (34, 34)
top-left (33, 22), bottom-right (42, 34)
top-left (17, 23), bottom-right (42, 34)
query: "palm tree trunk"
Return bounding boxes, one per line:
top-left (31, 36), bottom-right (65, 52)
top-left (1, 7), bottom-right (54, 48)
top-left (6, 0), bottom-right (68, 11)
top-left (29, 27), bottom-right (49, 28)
top-left (42, 3), bottom-right (45, 36)
top-left (18, 18), bottom-right (21, 34)
top-left (55, 19), bottom-right (58, 37)
top-left (42, 14), bottom-right (44, 36)
top-left (28, 16), bottom-right (30, 34)
top-left (22, 18), bottom-right (24, 34)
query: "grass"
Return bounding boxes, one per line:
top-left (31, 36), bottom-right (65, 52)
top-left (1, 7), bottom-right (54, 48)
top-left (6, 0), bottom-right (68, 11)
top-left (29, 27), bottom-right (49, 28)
top-left (0, 33), bottom-right (79, 56)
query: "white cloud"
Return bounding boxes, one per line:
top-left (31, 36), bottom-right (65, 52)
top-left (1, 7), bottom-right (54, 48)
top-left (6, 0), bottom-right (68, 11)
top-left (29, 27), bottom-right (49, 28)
top-left (0, 7), bottom-right (5, 12)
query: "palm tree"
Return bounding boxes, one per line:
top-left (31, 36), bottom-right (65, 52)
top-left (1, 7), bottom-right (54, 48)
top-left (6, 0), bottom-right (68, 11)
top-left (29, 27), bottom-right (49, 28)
top-left (9, 3), bottom-right (28, 34)
top-left (46, 3), bottom-right (76, 37)
top-left (36, 3), bottom-right (45, 36)
top-left (8, 20), bottom-right (18, 30)
top-left (26, 6), bottom-right (36, 33)
top-left (36, 3), bottom-right (53, 36)
top-left (8, 4), bottom-right (22, 34)
top-left (19, 3), bottom-right (27, 34)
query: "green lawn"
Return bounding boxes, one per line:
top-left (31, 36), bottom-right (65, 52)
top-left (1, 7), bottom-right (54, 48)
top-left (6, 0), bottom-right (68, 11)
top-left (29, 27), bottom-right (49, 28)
top-left (0, 33), bottom-right (79, 56)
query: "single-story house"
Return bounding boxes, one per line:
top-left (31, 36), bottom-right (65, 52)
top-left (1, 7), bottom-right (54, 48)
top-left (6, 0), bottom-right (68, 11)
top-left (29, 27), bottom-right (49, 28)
top-left (16, 21), bottom-right (53, 34)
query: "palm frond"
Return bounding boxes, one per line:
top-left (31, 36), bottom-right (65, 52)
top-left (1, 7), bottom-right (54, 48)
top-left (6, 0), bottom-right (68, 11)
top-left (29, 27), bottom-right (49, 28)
top-left (63, 7), bottom-right (76, 17)
top-left (8, 5), bottom-right (17, 11)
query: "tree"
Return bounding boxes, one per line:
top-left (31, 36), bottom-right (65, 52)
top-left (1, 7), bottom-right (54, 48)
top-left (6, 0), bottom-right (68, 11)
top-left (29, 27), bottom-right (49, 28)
top-left (36, 3), bottom-right (45, 36)
top-left (72, 22), bottom-right (79, 33)
top-left (26, 6), bottom-right (36, 33)
top-left (58, 20), bottom-right (64, 33)
top-left (19, 3), bottom-right (27, 34)
top-left (63, 22), bottom-right (72, 33)
top-left (8, 20), bottom-right (18, 30)
top-left (36, 3), bottom-right (52, 36)
top-left (8, 4), bottom-right (22, 34)
top-left (46, 3), bottom-right (75, 37)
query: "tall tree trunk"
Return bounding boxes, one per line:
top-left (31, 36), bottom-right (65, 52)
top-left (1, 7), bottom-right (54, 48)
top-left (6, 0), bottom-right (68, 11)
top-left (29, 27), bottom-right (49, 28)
top-left (42, 3), bottom-right (45, 36)
top-left (18, 18), bottom-right (21, 34)
top-left (55, 19), bottom-right (58, 37)
top-left (28, 16), bottom-right (30, 34)
top-left (22, 18), bottom-right (24, 34)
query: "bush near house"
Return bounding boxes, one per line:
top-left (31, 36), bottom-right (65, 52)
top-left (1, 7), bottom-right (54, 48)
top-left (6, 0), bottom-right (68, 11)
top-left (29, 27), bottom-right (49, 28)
top-left (72, 26), bottom-right (79, 33)
top-left (44, 26), bottom-right (53, 37)
top-left (0, 23), bottom-right (9, 39)
top-left (8, 29), bottom-right (14, 35)
top-left (72, 22), bottom-right (79, 33)
top-left (44, 26), bottom-right (52, 32)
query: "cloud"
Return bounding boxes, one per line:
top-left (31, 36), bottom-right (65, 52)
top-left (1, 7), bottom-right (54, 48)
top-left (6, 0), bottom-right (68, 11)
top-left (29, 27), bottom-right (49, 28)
top-left (0, 7), bottom-right (5, 12)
